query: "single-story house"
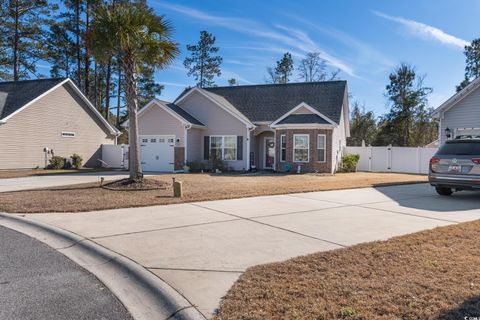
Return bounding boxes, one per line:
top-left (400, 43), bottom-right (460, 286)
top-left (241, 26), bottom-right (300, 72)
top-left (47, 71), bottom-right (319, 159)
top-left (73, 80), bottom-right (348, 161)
top-left (433, 76), bottom-right (480, 145)
top-left (125, 81), bottom-right (350, 173)
top-left (0, 78), bottom-right (120, 169)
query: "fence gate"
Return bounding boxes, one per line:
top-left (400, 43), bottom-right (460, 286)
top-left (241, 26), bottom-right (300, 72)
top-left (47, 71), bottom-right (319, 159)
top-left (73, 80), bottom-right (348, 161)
top-left (344, 146), bottom-right (437, 174)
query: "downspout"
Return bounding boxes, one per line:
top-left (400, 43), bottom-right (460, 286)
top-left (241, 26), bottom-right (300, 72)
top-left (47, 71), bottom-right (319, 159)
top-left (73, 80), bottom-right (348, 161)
top-left (246, 125), bottom-right (256, 171)
top-left (184, 124), bottom-right (192, 169)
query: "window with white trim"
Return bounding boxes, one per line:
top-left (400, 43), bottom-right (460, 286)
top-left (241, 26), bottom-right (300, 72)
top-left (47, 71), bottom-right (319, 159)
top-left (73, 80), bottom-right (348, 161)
top-left (293, 134), bottom-right (309, 162)
top-left (61, 131), bottom-right (76, 138)
top-left (317, 134), bottom-right (326, 162)
top-left (210, 136), bottom-right (237, 161)
top-left (280, 134), bottom-right (286, 162)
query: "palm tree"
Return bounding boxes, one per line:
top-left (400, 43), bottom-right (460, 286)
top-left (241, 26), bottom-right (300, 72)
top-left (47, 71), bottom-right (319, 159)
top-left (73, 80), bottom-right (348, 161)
top-left (88, 3), bottom-right (179, 181)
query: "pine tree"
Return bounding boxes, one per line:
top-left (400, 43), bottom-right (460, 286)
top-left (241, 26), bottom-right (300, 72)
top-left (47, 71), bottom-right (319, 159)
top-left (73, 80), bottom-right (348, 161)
top-left (265, 53), bottom-right (294, 84)
top-left (376, 63), bottom-right (433, 147)
top-left (184, 30), bottom-right (222, 88)
top-left (46, 22), bottom-right (76, 78)
top-left (347, 101), bottom-right (377, 146)
top-left (457, 39), bottom-right (480, 92)
top-left (0, 0), bottom-right (58, 80)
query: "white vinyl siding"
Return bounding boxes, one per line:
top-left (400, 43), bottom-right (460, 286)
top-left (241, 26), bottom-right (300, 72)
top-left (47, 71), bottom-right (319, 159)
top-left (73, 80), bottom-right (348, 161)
top-left (280, 134), bottom-right (286, 162)
top-left (293, 134), bottom-right (309, 162)
top-left (440, 86), bottom-right (480, 145)
top-left (317, 134), bottom-right (326, 162)
top-left (210, 135), bottom-right (237, 161)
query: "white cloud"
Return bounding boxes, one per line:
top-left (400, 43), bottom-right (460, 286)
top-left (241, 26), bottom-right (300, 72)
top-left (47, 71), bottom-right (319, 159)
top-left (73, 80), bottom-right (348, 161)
top-left (154, 1), bottom-right (355, 76)
top-left (224, 59), bottom-right (255, 67)
top-left (372, 11), bottom-right (470, 49)
top-left (160, 81), bottom-right (188, 87)
top-left (220, 69), bottom-right (253, 84)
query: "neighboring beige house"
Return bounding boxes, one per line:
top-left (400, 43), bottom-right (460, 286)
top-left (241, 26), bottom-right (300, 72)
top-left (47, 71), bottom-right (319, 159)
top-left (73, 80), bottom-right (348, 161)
top-left (124, 81), bottom-right (350, 173)
top-left (0, 78), bottom-right (120, 169)
top-left (433, 76), bottom-right (480, 145)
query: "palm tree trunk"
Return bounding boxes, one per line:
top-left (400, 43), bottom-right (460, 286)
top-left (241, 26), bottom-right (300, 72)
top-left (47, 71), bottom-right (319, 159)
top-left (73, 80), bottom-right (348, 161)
top-left (123, 54), bottom-right (142, 181)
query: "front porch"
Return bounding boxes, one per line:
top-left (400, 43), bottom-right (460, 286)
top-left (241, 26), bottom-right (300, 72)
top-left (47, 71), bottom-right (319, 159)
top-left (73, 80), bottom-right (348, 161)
top-left (249, 127), bottom-right (333, 173)
top-left (250, 129), bottom-right (275, 171)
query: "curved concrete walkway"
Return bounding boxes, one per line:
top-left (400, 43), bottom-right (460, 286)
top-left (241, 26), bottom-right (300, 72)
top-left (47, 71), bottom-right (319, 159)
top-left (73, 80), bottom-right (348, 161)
top-left (4, 183), bottom-right (480, 318)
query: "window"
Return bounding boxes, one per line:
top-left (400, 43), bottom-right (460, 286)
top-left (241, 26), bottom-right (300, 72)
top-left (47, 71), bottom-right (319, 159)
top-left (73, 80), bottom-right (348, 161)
top-left (159, 138), bottom-right (165, 143)
top-left (317, 134), bottom-right (326, 162)
top-left (168, 138), bottom-right (174, 143)
top-left (141, 138), bottom-right (148, 143)
top-left (150, 138), bottom-right (156, 143)
top-left (61, 131), bottom-right (76, 138)
top-left (210, 136), bottom-right (237, 161)
top-left (293, 134), bottom-right (309, 162)
top-left (280, 135), bottom-right (286, 162)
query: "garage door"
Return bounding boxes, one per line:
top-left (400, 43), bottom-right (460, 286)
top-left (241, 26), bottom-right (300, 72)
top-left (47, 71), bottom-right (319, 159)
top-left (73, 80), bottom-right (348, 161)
top-left (139, 135), bottom-right (175, 172)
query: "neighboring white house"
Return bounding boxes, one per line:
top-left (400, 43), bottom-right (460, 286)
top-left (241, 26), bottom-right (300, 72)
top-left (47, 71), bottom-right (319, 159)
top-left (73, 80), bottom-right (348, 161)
top-left (124, 81), bottom-right (350, 173)
top-left (433, 77), bottom-right (480, 145)
top-left (0, 78), bottom-right (120, 169)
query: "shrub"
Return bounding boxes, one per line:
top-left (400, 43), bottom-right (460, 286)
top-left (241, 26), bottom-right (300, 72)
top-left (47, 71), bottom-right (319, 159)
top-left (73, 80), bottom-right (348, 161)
top-left (48, 156), bottom-right (65, 169)
top-left (340, 154), bottom-right (360, 172)
top-left (186, 160), bottom-right (205, 173)
top-left (210, 158), bottom-right (227, 172)
top-left (71, 153), bottom-right (83, 168)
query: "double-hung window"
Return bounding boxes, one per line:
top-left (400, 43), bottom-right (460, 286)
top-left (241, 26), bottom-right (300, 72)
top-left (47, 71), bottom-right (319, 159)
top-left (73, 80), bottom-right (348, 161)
top-left (317, 134), bottom-right (326, 162)
top-left (280, 135), bottom-right (286, 162)
top-left (293, 134), bottom-right (309, 162)
top-left (210, 136), bottom-right (237, 161)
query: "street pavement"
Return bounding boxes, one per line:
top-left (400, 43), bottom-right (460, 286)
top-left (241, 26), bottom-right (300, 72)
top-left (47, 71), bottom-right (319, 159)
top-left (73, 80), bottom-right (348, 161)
top-left (0, 225), bottom-right (132, 320)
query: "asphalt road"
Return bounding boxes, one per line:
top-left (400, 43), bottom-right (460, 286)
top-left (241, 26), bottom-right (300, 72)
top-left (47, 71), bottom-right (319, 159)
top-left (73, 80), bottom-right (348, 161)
top-left (0, 225), bottom-right (132, 320)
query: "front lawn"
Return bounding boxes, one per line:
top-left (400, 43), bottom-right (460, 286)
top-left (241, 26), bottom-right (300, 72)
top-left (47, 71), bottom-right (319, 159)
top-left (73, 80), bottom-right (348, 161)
top-left (0, 172), bottom-right (426, 213)
top-left (215, 220), bottom-right (480, 320)
top-left (0, 168), bottom-right (111, 179)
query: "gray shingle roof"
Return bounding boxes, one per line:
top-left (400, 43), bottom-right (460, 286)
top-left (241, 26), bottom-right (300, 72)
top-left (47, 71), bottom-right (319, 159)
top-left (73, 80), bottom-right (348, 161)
top-left (202, 81), bottom-right (346, 124)
top-left (277, 114), bottom-right (330, 125)
top-left (163, 101), bottom-right (204, 126)
top-left (0, 78), bottom-right (66, 120)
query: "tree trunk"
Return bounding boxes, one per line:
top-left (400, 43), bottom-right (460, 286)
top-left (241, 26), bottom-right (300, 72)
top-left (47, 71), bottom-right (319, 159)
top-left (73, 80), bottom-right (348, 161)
top-left (13, 0), bottom-right (19, 81)
top-left (116, 61), bottom-right (122, 127)
top-left (75, 0), bottom-right (81, 88)
top-left (105, 58), bottom-right (112, 121)
top-left (93, 62), bottom-right (98, 108)
top-left (123, 54), bottom-right (142, 181)
top-left (84, 0), bottom-right (90, 96)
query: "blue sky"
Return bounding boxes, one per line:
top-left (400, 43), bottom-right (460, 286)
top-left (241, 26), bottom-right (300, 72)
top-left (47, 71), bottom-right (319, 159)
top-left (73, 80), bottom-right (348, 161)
top-left (150, 1), bottom-right (477, 116)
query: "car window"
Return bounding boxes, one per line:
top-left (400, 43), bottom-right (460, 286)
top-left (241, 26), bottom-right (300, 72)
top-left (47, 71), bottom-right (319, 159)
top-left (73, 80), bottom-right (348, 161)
top-left (437, 142), bottom-right (480, 155)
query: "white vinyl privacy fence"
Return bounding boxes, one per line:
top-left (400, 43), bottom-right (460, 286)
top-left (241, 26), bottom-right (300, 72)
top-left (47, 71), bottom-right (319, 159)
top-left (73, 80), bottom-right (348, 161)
top-left (101, 144), bottom-right (129, 169)
top-left (344, 146), bottom-right (438, 174)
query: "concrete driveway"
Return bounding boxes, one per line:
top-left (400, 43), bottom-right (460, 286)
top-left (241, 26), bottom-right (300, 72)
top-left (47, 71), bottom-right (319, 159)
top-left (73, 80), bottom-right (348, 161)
top-left (0, 171), bottom-right (130, 192)
top-left (18, 183), bottom-right (480, 317)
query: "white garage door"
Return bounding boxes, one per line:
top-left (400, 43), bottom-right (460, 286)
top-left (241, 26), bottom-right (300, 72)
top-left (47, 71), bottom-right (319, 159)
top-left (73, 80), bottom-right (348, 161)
top-left (139, 135), bottom-right (175, 172)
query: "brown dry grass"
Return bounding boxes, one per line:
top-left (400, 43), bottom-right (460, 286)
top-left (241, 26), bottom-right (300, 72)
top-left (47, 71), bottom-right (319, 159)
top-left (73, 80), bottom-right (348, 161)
top-left (0, 172), bottom-right (427, 213)
top-left (0, 168), bottom-right (110, 179)
top-left (214, 221), bottom-right (480, 320)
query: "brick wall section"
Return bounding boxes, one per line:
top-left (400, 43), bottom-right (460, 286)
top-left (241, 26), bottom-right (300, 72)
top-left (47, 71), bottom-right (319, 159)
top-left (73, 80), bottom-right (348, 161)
top-left (174, 147), bottom-right (185, 171)
top-left (275, 129), bottom-right (332, 173)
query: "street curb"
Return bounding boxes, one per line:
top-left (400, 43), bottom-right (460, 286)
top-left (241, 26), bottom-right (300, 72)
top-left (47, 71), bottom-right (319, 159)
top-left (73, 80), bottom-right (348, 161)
top-left (0, 212), bottom-right (206, 320)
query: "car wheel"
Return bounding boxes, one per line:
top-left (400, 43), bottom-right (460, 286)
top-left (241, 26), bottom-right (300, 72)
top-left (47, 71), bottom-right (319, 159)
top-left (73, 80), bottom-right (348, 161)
top-left (435, 186), bottom-right (453, 196)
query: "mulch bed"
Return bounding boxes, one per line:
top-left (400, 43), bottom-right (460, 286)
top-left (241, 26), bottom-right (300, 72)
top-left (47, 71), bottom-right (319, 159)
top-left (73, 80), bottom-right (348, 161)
top-left (214, 220), bottom-right (480, 320)
top-left (102, 178), bottom-right (169, 191)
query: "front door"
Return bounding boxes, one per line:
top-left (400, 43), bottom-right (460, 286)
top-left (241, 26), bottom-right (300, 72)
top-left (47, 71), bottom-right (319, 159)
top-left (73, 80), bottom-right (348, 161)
top-left (265, 138), bottom-right (275, 169)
